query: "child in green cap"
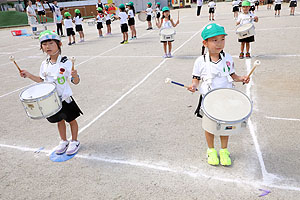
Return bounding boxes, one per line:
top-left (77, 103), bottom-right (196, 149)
top-left (145, 2), bottom-right (153, 30)
top-left (20, 30), bottom-right (82, 155)
top-left (236, 0), bottom-right (258, 58)
top-left (73, 9), bottom-right (84, 42)
top-left (64, 12), bottom-right (76, 45)
top-left (188, 23), bottom-right (250, 166)
top-left (113, 4), bottom-right (129, 44)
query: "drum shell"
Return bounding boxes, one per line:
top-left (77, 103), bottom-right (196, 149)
top-left (20, 83), bottom-right (62, 119)
top-left (138, 12), bottom-right (147, 22)
top-left (160, 29), bottom-right (176, 42)
top-left (236, 23), bottom-right (255, 39)
top-left (200, 88), bottom-right (252, 136)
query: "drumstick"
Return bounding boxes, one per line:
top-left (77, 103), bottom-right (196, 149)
top-left (70, 56), bottom-right (76, 71)
top-left (9, 56), bottom-right (22, 73)
top-left (165, 78), bottom-right (198, 91)
top-left (243, 60), bottom-right (260, 85)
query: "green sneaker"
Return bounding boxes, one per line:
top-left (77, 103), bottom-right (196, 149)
top-left (207, 148), bottom-right (219, 166)
top-left (219, 149), bottom-right (231, 166)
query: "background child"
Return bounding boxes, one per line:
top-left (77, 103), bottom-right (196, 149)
top-left (274, 0), bottom-right (282, 16)
top-left (232, 0), bottom-right (240, 19)
top-left (146, 2), bottom-right (153, 30)
top-left (249, 0), bottom-right (256, 13)
top-left (74, 9), bottom-right (84, 42)
top-left (104, 5), bottom-right (112, 35)
top-left (188, 23), bottom-right (250, 166)
top-left (96, 7), bottom-right (104, 38)
top-left (127, 2), bottom-right (136, 40)
top-left (289, 0), bottom-right (297, 15)
top-left (64, 12), bottom-right (76, 45)
top-left (26, 0), bottom-right (38, 34)
top-left (208, 0), bottom-right (216, 21)
top-left (236, 0), bottom-right (258, 58)
top-left (46, 0), bottom-right (64, 37)
top-left (267, 0), bottom-right (273, 10)
top-left (19, 30), bottom-right (82, 155)
top-left (197, 0), bottom-right (203, 16)
top-left (36, 0), bottom-right (47, 23)
top-left (156, 7), bottom-right (179, 58)
top-left (114, 4), bottom-right (129, 44)
top-left (155, 2), bottom-right (161, 23)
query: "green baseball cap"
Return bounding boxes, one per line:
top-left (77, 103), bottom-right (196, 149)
top-left (201, 23), bottom-right (227, 40)
top-left (97, 7), bottom-right (102, 11)
top-left (129, 1), bottom-right (134, 6)
top-left (75, 9), bottom-right (80, 14)
top-left (104, 5), bottom-right (109, 9)
top-left (156, 2), bottom-right (161, 5)
top-left (119, 3), bottom-right (125, 9)
top-left (64, 12), bottom-right (71, 17)
top-left (39, 30), bottom-right (60, 43)
top-left (147, 2), bottom-right (152, 6)
top-left (162, 6), bottom-right (170, 12)
top-left (242, 0), bottom-right (251, 6)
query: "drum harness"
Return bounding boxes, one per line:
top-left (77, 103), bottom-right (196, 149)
top-left (195, 52), bottom-right (234, 118)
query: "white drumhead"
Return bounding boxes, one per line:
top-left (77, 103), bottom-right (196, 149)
top-left (21, 83), bottom-right (56, 100)
top-left (138, 12), bottom-right (147, 22)
top-left (203, 88), bottom-right (252, 122)
top-left (237, 23), bottom-right (253, 32)
top-left (161, 28), bottom-right (175, 35)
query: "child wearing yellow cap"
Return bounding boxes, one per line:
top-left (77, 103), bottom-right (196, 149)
top-left (188, 23), bottom-right (250, 166)
top-left (236, 0), bottom-right (258, 59)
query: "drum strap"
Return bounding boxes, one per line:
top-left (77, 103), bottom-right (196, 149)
top-left (194, 95), bottom-right (203, 118)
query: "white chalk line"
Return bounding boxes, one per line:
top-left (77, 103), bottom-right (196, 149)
top-left (0, 83), bottom-right (35, 98)
top-left (245, 58), bottom-right (280, 184)
top-left (1, 143), bottom-right (300, 192)
top-left (265, 116), bottom-right (300, 122)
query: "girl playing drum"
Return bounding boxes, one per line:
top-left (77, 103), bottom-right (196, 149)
top-left (188, 23), bottom-right (250, 166)
top-left (156, 7), bottom-right (179, 58)
top-left (19, 30), bottom-right (82, 155)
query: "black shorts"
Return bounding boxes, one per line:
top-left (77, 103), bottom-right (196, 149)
top-left (156, 12), bottom-right (161, 18)
top-left (97, 22), bottom-right (103, 29)
top-left (255, 1), bottom-right (259, 6)
top-left (290, 1), bottom-right (297, 7)
top-left (161, 40), bottom-right (174, 43)
top-left (106, 19), bottom-right (111, 25)
top-left (267, 0), bottom-right (273, 4)
top-left (66, 28), bottom-right (75, 36)
top-left (121, 23), bottom-right (128, 33)
top-left (147, 14), bottom-right (152, 21)
top-left (250, 5), bottom-right (255, 11)
top-left (128, 17), bottom-right (135, 26)
top-left (75, 24), bottom-right (83, 32)
top-left (238, 35), bottom-right (255, 43)
top-left (47, 97), bottom-right (83, 123)
top-left (233, 6), bottom-right (239, 12)
top-left (275, 4), bottom-right (281, 10)
top-left (209, 8), bottom-right (215, 13)
top-left (37, 10), bottom-right (45, 16)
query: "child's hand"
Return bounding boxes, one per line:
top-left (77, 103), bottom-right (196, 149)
top-left (71, 69), bottom-right (78, 78)
top-left (254, 16), bottom-right (258, 22)
top-left (187, 84), bottom-right (197, 93)
top-left (20, 70), bottom-right (30, 78)
top-left (241, 75), bottom-right (250, 84)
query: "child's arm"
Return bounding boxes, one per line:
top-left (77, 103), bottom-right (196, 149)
top-left (156, 18), bottom-right (163, 28)
top-left (231, 73), bottom-right (250, 84)
top-left (188, 78), bottom-right (200, 93)
top-left (71, 70), bottom-right (80, 85)
top-left (170, 18), bottom-right (179, 27)
top-left (20, 70), bottom-right (43, 83)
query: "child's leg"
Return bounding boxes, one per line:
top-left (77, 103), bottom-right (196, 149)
top-left (99, 29), bottom-right (103, 36)
top-left (205, 131), bottom-right (214, 148)
top-left (246, 42), bottom-right (250, 52)
top-left (148, 21), bottom-right (151, 28)
top-left (57, 120), bottom-right (67, 141)
top-left (80, 31), bottom-right (84, 39)
top-left (241, 42), bottom-right (245, 52)
top-left (149, 21), bottom-right (152, 28)
top-left (68, 36), bottom-right (71, 43)
top-left (72, 34), bottom-right (76, 42)
top-left (69, 120), bottom-right (78, 141)
top-left (168, 42), bottom-right (172, 54)
top-left (130, 26), bottom-right (134, 37)
top-left (56, 24), bottom-right (60, 35)
top-left (108, 24), bottom-right (111, 33)
top-left (212, 13), bottom-right (215, 20)
top-left (220, 136), bottom-right (229, 149)
top-left (163, 42), bottom-right (167, 54)
top-left (125, 32), bottom-right (128, 41)
top-left (123, 32), bottom-right (125, 41)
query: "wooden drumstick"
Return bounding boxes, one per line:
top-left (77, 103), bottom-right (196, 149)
top-left (9, 55), bottom-right (22, 73)
top-left (70, 56), bottom-right (76, 71)
top-left (243, 60), bottom-right (261, 85)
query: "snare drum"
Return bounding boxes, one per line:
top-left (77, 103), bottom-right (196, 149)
top-left (20, 83), bottom-right (62, 119)
top-left (138, 12), bottom-right (147, 22)
top-left (200, 88), bottom-right (252, 136)
top-left (236, 23), bottom-right (255, 39)
top-left (87, 19), bottom-right (96, 26)
top-left (160, 28), bottom-right (176, 42)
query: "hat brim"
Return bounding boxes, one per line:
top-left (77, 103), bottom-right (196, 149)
top-left (203, 32), bottom-right (227, 40)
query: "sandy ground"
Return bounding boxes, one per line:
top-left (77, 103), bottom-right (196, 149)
top-left (1, 2), bottom-right (300, 200)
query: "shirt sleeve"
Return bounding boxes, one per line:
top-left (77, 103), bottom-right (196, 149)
top-left (39, 61), bottom-right (46, 80)
top-left (192, 57), bottom-right (204, 78)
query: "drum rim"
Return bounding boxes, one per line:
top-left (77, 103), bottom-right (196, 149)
top-left (236, 23), bottom-right (254, 33)
top-left (202, 88), bottom-right (253, 124)
top-left (138, 12), bottom-right (147, 22)
top-left (19, 82), bottom-right (58, 102)
top-left (160, 28), bottom-right (176, 35)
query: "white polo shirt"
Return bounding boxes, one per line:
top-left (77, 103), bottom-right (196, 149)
top-left (146, 8), bottom-right (152, 15)
top-left (128, 9), bottom-right (134, 18)
top-left (118, 12), bottom-right (128, 24)
top-left (197, 0), bottom-right (203, 6)
top-left (237, 12), bottom-right (255, 25)
top-left (39, 56), bottom-right (73, 102)
top-left (192, 53), bottom-right (235, 95)
top-left (64, 18), bottom-right (73, 28)
top-left (208, 2), bottom-right (216, 8)
top-left (74, 16), bottom-right (83, 25)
